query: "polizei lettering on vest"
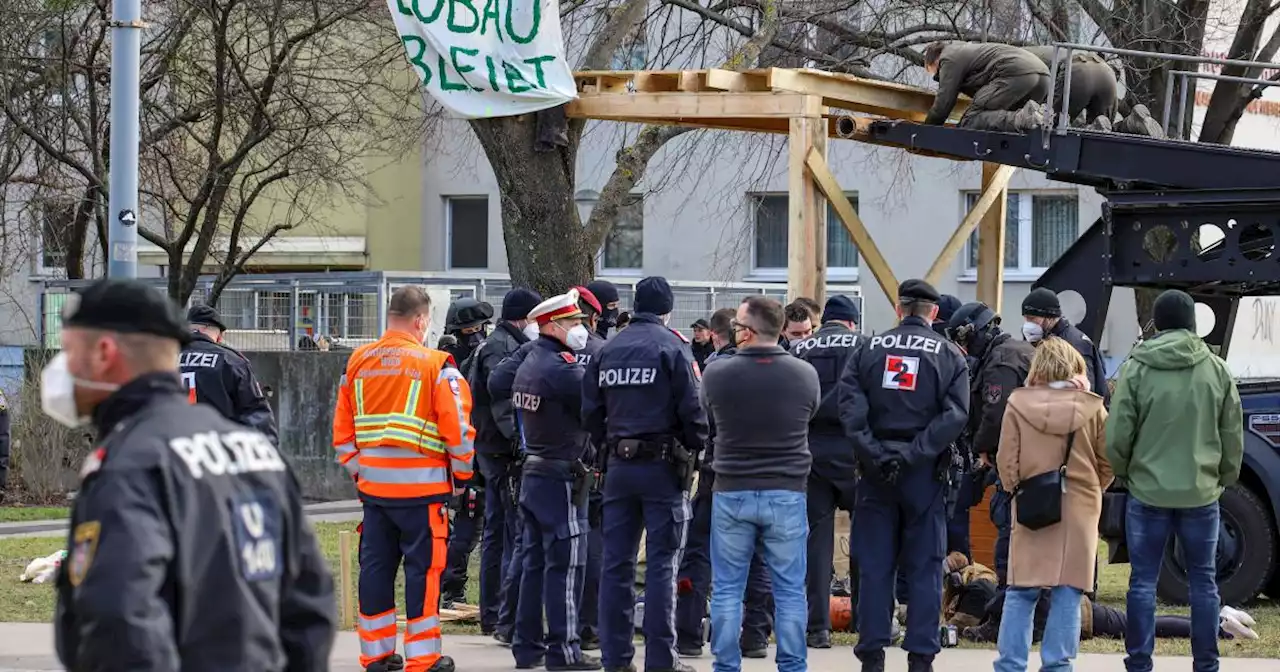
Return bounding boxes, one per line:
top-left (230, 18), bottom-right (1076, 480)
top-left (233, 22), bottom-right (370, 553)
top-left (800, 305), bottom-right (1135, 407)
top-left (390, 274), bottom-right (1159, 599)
top-left (512, 392), bottom-right (542, 412)
top-left (168, 430), bottom-right (287, 479)
top-left (793, 333), bottom-right (859, 355)
top-left (869, 333), bottom-right (943, 354)
top-left (598, 367), bottom-right (658, 387)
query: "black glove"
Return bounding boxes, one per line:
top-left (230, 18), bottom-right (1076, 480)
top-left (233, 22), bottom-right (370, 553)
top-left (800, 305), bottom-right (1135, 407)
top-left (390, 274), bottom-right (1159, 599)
top-left (877, 455), bottom-right (904, 486)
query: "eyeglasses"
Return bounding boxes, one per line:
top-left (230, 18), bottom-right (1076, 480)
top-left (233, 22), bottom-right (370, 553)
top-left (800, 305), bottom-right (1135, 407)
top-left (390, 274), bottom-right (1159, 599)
top-left (730, 320), bottom-right (754, 333)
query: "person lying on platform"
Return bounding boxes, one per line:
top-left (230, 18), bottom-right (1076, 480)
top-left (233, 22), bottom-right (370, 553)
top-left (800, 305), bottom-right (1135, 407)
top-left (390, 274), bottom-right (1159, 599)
top-left (922, 41), bottom-right (1050, 133)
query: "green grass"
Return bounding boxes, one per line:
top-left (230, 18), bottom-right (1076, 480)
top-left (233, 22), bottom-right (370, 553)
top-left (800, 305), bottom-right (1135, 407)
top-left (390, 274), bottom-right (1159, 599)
top-left (0, 523), bottom-right (1274, 658)
top-left (0, 507), bottom-right (69, 523)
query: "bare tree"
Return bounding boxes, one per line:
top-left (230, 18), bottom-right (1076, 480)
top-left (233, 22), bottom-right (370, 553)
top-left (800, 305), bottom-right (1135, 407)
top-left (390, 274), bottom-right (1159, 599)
top-left (0, 0), bottom-right (424, 305)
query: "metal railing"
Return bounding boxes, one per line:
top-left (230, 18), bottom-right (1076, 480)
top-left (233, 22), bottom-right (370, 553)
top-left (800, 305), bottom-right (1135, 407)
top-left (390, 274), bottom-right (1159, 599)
top-left (36, 272), bottom-right (862, 351)
top-left (1044, 42), bottom-right (1280, 145)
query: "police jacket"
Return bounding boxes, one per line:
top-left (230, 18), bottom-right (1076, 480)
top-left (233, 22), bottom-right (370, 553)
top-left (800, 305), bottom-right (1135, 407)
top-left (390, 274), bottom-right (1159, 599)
top-left (487, 338), bottom-right (537, 433)
top-left (792, 322), bottom-right (861, 435)
top-left (56, 373), bottom-right (335, 671)
top-left (1050, 318), bottom-right (1110, 405)
top-left (699, 344), bottom-right (736, 467)
top-left (179, 332), bottom-right (278, 445)
top-left (576, 331), bottom-right (607, 367)
top-left (512, 336), bottom-right (589, 465)
top-left (582, 314), bottom-right (709, 457)
top-left (466, 321), bottom-right (529, 450)
top-left (838, 315), bottom-right (970, 472)
top-left (969, 331), bottom-right (1034, 457)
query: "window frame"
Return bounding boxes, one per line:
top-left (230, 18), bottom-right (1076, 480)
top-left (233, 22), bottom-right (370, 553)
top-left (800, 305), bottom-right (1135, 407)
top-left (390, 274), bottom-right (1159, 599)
top-left (960, 189), bottom-right (1080, 281)
top-left (444, 195), bottom-right (490, 270)
top-left (748, 191), bottom-right (860, 281)
top-left (34, 199), bottom-right (76, 277)
top-left (575, 189), bottom-right (645, 276)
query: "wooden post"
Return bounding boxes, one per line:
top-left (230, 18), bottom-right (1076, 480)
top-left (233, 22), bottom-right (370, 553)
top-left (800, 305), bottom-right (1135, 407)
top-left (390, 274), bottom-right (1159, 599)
top-left (788, 101), bottom-right (827, 303)
top-left (975, 162), bottom-right (1008, 312)
top-left (805, 148), bottom-right (899, 306)
top-left (339, 530), bottom-right (356, 630)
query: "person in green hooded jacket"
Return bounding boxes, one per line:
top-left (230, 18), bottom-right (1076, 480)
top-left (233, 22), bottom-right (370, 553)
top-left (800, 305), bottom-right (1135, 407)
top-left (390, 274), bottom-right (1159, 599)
top-left (1106, 289), bottom-right (1243, 672)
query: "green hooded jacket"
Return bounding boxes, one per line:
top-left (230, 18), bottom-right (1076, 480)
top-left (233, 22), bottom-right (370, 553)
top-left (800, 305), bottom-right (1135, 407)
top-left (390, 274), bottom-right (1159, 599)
top-left (1106, 329), bottom-right (1243, 508)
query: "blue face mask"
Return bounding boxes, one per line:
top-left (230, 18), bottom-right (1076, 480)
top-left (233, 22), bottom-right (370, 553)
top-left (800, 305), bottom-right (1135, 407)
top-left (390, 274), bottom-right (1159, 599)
top-left (1022, 321), bottom-right (1045, 344)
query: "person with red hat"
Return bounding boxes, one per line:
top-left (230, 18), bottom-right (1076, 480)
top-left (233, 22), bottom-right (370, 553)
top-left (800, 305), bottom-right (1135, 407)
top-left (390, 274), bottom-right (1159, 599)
top-left (571, 284), bottom-right (608, 650)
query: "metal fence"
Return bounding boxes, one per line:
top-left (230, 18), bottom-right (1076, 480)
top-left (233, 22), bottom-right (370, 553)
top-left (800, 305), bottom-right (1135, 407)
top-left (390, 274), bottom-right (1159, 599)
top-left (36, 272), bottom-right (862, 351)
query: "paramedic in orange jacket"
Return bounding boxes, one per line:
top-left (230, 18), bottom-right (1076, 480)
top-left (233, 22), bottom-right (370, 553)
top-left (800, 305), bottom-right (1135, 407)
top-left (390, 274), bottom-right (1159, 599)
top-left (333, 286), bottom-right (476, 672)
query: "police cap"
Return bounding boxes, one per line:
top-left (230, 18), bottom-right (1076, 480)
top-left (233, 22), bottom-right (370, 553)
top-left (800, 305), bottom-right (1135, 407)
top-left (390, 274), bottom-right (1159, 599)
top-left (898, 279), bottom-right (941, 304)
top-left (61, 279), bottom-right (191, 344)
top-left (574, 286), bottom-right (603, 316)
top-left (187, 304), bottom-right (227, 331)
top-left (446, 298), bottom-right (495, 331)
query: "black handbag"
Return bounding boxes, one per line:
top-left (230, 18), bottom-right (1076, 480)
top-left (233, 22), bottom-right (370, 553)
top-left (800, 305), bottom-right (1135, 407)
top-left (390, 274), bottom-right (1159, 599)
top-left (1099, 490), bottom-right (1129, 539)
top-left (1013, 429), bottom-right (1075, 531)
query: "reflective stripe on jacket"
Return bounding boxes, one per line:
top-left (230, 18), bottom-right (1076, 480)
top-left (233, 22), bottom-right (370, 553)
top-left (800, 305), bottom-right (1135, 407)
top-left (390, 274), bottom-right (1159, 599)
top-left (332, 330), bottom-right (475, 500)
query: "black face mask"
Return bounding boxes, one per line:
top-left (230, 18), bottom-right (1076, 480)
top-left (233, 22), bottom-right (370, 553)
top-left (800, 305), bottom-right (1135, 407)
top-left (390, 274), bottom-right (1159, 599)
top-left (447, 331), bottom-right (484, 363)
top-left (597, 309), bottom-right (618, 336)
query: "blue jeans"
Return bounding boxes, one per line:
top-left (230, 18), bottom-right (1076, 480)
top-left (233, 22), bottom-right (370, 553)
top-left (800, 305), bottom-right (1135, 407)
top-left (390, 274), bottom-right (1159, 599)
top-left (995, 586), bottom-right (1082, 672)
top-left (710, 490), bottom-right (808, 672)
top-left (1124, 498), bottom-right (1220, 672)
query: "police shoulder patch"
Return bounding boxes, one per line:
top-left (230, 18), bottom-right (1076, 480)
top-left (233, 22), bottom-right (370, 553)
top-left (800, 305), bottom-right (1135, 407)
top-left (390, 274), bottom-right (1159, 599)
top-left (560, 352), bottom-right (577, 364)
top-left (69, 521), bottom-right (100, 587)
top-left (984, 383), bottom-right (1003, 405)
top-left (670, 328), bottom-right (690, 344)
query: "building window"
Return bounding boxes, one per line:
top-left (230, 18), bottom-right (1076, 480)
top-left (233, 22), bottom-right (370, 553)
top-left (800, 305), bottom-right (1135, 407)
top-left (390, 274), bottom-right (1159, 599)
top-left (576, 190), bottom-right (644, 272)
top-left (964, 191), bottom-right (1079, 273)
top-left (38, 201), bottom-right (75, 271)
top-left (446, 196), bottom-right (489, 269)
top-left (752, 193), bottom-right (859, 273)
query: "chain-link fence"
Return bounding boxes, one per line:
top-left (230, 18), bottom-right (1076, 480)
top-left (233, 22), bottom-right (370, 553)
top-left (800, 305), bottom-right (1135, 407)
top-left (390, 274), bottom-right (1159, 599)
top-left (36, 272), bottom-right (862, 351)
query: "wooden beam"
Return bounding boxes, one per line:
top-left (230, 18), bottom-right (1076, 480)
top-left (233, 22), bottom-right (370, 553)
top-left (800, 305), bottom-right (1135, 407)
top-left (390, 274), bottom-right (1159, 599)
top-left (804, 147), bottom-right (900, 305)
top-left (788, 103), bottom-right (828, 303)
top-left (925, 164), bottom-right (1017, 285)
top-left (338, 530), bottom-right (356, 630)
top-left (703, 68), bottom-right (771, 92)
top-left (975, 162), bottom-right (1008, 312)
top-left (566, 92), bottom-right (822, 120)
top-left (766, 68), bottom-right (968, 123)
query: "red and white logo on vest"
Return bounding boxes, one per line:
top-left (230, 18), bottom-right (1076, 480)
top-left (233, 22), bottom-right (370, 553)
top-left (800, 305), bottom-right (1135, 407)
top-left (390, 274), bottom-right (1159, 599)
top-left (881, 355), bottom-right (919, 391)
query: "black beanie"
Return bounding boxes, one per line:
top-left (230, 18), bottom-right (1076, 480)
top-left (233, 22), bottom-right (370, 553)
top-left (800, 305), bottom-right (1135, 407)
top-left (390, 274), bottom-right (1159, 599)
top-left (821, 295), bottom-right (860, 324)
top-left (1153, 289), bottom-right (1196, 332)
top-left (501, 288), bottom-right (542, 321)
top-left (634, 276), bottom-right (674, 315)
top-left (1021, 288), bottom-right (1062, 318)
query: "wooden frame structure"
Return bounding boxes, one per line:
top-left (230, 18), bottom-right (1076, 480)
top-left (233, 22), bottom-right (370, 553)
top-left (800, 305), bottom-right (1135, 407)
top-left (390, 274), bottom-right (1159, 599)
top-left (567, 67), bottom-right (1013, 311)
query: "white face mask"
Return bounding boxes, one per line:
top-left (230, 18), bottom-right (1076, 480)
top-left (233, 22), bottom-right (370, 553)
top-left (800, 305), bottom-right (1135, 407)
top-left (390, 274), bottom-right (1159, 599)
top-left (660, 313), bottom-right (671, 326)
top-left (564, 324), bottom-right (590, 351)
top-left (40, 352), bottom-right (118, 428)
top-left (1022, 321), bottom-right (1045, 344)
top-left (523, 322), bottom-right (540, 341)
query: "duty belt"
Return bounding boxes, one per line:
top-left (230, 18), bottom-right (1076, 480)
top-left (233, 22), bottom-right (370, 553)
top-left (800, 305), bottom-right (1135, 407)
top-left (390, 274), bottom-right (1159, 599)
top-left (611, 437), bottom-right (675, 461)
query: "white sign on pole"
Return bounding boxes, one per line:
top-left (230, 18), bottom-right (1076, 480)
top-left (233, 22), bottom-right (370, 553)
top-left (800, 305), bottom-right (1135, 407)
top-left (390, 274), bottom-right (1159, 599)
top-left (386, 0), bottom-right (578, 119)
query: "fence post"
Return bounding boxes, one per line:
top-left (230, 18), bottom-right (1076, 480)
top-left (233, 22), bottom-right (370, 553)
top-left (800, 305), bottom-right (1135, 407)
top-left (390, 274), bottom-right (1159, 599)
top-left (288, 281), bottom-right (300, 352)
top-left (376, 278), bottom-right (388, 334)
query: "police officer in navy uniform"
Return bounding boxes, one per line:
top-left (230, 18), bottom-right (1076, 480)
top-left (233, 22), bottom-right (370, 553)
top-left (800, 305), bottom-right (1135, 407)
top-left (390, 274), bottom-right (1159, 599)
top-left (791, 295), bottom-right (862, 648)
top-left (181, 305), bottom-right (278, 444)
top-left (440, 298), bottom-right (497, 606)
top-left (945, 302), bottom-right (1033, 588)
top-left (510, 289), bottom-right (602, 671)
top-left (1021, 288), bottom-right (1109, 403)
top-left (464, 287), bottom-right (542, 635)
top-left (51, 279), bottom-right (335, 671)
top-left (587, 280), bottom-right (622, 339)
top-left (572, 285), bottom-right (608, 650)
top-left (584, 276), bottom-right (709, 672)
top-left (838, 279), bottom-right (969, 672)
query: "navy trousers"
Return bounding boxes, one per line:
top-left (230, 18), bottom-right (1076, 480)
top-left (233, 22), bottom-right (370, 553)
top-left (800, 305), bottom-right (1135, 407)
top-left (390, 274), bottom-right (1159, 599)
top-left (512, 473), bottom-right (589, 668)
top-left (494, 462), bottom-right (526, 640)
top-left (600, 459), bottom-right (690, 671)
top-left (476, 452), bottom-right (518, 630)
top-left (676, 468), bottom-right (773, 650)
top-left (442, 493), bottom-right (482, 599)
top-left (990, 477), bottom-right (1012, 587)
top-left (806, 436), bottom-right (859, 635)
top-left (581, 490), bottom-right (604, 642)
top-left (853, 461), bottom-right (946, 662)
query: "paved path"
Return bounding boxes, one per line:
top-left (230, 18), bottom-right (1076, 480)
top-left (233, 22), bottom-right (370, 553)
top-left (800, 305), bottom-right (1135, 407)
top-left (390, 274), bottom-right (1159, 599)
top-left (0, 628), bottom-right (1272, 671)
top-left (0, 500), bottom-right (364, 539)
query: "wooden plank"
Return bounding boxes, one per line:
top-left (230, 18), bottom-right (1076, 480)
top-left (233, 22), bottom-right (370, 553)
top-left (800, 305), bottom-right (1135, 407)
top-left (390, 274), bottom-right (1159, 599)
top-left (566, 92), bottom-right (821, 120)
top-left (925, 164), bottom-right (1017, 285)
top-left (633, 72), bottom-right (681, 92)
top-left (788, 109), bottom-right (828, 303)
top-left (338, 531), bottom-right (356, 630)
top-left (976, 162), bottom-right (1008, 312)
top-left (704, 69), bottom-right (771, 92)
top-left (805, 147), bottom-right (900, 305)
top-left (766, 68), bottom-right (968, 123)
top-left (678, 70), bottom-right (707, 92)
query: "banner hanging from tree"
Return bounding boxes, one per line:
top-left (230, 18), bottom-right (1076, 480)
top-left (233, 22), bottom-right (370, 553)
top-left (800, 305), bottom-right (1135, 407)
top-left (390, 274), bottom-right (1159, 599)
top-left (386, 0), bottom-right (577, 119)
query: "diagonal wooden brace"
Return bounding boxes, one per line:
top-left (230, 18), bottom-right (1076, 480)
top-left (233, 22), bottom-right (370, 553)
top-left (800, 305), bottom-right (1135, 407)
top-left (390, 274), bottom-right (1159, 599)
top-left (924, 164), bottom-right (1017, 286)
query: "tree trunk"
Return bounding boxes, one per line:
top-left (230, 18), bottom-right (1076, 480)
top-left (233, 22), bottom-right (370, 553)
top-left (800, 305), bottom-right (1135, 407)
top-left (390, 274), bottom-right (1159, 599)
top-left (470, 115), bottom-right (595, 297)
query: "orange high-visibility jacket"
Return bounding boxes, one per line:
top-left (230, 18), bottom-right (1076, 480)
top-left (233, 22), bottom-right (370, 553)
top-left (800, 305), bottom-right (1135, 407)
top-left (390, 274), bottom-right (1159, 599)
top-left (332, 330), bottom-right (475, 501)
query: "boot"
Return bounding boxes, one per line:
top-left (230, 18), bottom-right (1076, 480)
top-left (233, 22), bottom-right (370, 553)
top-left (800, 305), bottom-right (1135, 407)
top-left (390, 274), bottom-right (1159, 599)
top-left (1012, 100), bottom-right (1046, 132)
top-left (806, 630), bottom-right (832, 649)
top-left (547, 655), bottom-right (603, 671)
top-left (603, 665), bottom-right (636, 672)
top-left (962, 619), bottom-right (999, 643)
top-left (676, 643), bottom-right (702, 657)
top-left (740, 638), bottom-right (768, 658)
top-left (1122, 104), bottom-right (1166, 138)
top-left (1090, 115), bottom-right (1113, 132)
top-left (580, 632), bottom-right (600, 651)
top-left (493, 630), bottom-right (513, 646)
top-left (907, 653), bottom-right (933, 672)
top-left (365, 654), bottom-right (404, 672)
top-left (857, 650), bottom-right (885, 672)
top-left (646, 664), bottom-right (695, 672)
top-left (427, 656), bottom-right (456, 672)
top-left (515, 654), bottom-right (545, 670)
top-left (440, 586), bottom-right (466, 608)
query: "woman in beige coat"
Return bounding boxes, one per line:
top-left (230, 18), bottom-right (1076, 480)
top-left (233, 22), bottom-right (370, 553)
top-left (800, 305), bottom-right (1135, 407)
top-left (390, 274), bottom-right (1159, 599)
top-left (993, 337), bottom-right (1113, 672)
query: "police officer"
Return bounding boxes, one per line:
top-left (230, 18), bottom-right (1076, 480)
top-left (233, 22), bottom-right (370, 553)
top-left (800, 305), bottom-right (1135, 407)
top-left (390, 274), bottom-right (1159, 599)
top-left (791, 295), bottom-right (862, 648)
top-left (838, 279), bottom-right (969, 672)
top-left (510, 289), bottom-right (601, 671)
top-left (572, 285), bottom-right (608, 650)
top-left (945, 302), bottom-right (1034, 588)
top-left (50, 279), bottom-right (335, 670)
top-left (587, 280), bottom-right (622, 339)
top-left (1021, 288), bottom-right (1109, 403)
top-left (675, 307), bottom-right (775, 659)
top-left (181, 305), bottom-right (278, 444)
top-left (440, 298), bottom-right (496, 606)
top-left (465, 287), bottom-right (542, 636)
top-left (583, 276), bottom-right (709, 672)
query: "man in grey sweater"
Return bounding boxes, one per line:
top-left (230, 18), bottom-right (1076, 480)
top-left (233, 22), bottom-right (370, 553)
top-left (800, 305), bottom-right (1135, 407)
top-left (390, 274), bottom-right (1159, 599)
top-left (701, 296), bottom-right (820, 672)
